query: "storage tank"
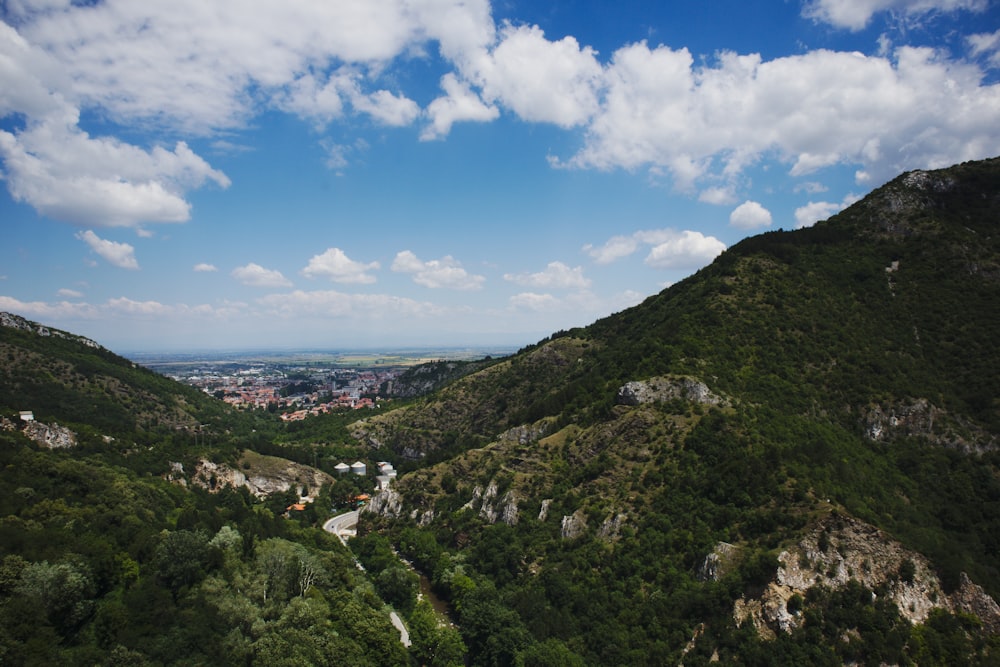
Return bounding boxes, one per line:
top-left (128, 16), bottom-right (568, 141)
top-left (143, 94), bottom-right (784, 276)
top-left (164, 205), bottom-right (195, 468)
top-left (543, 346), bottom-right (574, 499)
top-left (350, 460), bottom-right (367, 476)
top-left (334, 462), bottom-right (351, 476)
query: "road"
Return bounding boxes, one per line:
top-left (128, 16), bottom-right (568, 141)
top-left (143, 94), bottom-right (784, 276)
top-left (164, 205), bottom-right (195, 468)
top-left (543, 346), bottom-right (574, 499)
top-left (322, 509), bottom-right (411, 647)
top-left (323, 510), bottom-right (358, 545)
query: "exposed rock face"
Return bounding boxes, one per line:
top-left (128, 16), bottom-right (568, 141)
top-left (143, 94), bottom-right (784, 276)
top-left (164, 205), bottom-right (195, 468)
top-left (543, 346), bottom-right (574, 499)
top-left (191, 454), bottom-right (332, 500)
top-left (952, 573), bottom-right (1000, 634)
top-left (0, 312), bottom-right (100, 349)
top-left (698, 542), bottom-right (739, 582)
top-left (862, 399), bottom-right (996, 452)
top-left (733, 512), bottom-right (1000, 637)
top-left (366, 487), bottom-right (404, 518)
top-left (597, 512), bottom-right (627, 541)
top-left (22, 420), bottom-right (78, 448)
top-left (560, 510), bottom-right (587, 540)
top-left (462, 481), bottom-right (520, 526)
top-left (537, 499), bottom-right (552, 522)
top-left (497, 418), bottom-right (555, 445)
top-left (616, 376), bottom-right (723, 407)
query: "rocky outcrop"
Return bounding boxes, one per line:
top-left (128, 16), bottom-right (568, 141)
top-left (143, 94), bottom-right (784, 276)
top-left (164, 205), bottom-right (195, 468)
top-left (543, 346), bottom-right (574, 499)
top-left (952, 573), bottom-right (1000, 634)
top-left (597, 512), bottom-right (627, 541)
top-left (733, 512), bottom-right (1000, 637)
top-left (862, 399), bottom-right (997, 452)
top-left (560, 510), bottom-right (587, 540)
top-left (497, 418), bottom-right (555, 445)
top-left (698, 542), bottom-right (740, 582)
top-left (0, 312), bottom-right (101, 349)
top-left (366, 487), bottom-right (405, 518)
top-left (191, 454), bottom-right (332, 500)
top-left (616, 376), bottom-right (723, 407)
top-left (462, 480), bottom-right (520, 526)
top-left (22, 420), bottom-right (78, 448)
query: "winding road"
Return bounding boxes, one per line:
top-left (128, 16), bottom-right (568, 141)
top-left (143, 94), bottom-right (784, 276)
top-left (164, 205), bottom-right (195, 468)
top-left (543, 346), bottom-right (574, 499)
top-left (323, 510), bottom-right (358, 545)
top-left (322, 509), bottom-right (411, 647)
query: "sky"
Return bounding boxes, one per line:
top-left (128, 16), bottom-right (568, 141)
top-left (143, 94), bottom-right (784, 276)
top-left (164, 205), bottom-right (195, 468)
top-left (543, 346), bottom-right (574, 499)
top-left (1, 0), bottom-right (999, 352)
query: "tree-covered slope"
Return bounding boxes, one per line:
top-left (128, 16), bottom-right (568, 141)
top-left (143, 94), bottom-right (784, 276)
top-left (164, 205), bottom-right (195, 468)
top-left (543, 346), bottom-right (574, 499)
top-left (0, 315), bottom-right (413, 665)
top-left (0, 312), bottom-right (235, 437)
top-left (356, 158), bottom-right (1000, 665)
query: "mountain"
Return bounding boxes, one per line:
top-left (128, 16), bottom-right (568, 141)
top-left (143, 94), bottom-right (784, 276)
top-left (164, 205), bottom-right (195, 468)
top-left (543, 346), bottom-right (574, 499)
top-left (354, 158), bottom-right (1000, 664)
top-left (0, 312), bottom-right (234, 438)
top-left (0, 314), bottom-right (414, 665)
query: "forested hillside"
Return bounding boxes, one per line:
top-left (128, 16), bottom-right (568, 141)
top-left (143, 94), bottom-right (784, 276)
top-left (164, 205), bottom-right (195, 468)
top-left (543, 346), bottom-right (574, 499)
top-left (2, 158), bottom-right (999, 666)
top-left (0, 316), bottom-right (415, 665)
top-left (356, 158), bottom-right (1000, 665)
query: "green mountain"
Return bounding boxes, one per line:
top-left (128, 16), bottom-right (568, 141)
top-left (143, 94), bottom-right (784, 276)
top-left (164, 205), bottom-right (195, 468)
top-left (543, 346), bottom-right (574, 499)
top-left (0, 315), bottom-right (415, 666)
top-left (353, 158), bottom-right (1000, 665)
top-left (2, 157), bottom-right (999, 666)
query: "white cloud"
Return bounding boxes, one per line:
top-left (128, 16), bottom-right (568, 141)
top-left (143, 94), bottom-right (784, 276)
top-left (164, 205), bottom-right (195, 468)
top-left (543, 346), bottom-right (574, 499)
top-left (76, 230), bottom-right (139, 269)
top-left (0, 295), bottom-right (101, 320)
top-left (568, 42), bottom-right (1000, 191)
top-left (586, 228), bottom-right (726, 270)
top-left (422, 73), bottom-right (500, 140)
top-left (794, 192), bottom-right (861, 228)
top-left (477, 23), bottom-right (602, 128)
top-left (503, 261), bottom-right (591, 289)
top-left (509, 292), bottom-right (559, 312)
top-left (968, 29), bottom-right (1000, 68)
top-left (730, 200), bottom-right (773, 229)
top-left (56, 288), bottom-right (84, 298)
top-left (391, 250), bottom-right (485, 290)
top-left (794, 201), bottom-right (842, 228)
top-left (302, 248), bottom-right (380, 284)
top-left (802, 0), bottom-right (988, 31)
top-left (256, 289), bottom-right (445, 319)
top-left (232, 263), bottom-right (293, 288)
top-left (699, 186), bottom-right (738, 205)
top-left (582, 235), bottom-right (640, 265)
top-left (0, 116), bottom-right (230, 228)
top-left (193, 263), bottom-right (218, 272)
top-left (644, 231), bottom-right (727, 269)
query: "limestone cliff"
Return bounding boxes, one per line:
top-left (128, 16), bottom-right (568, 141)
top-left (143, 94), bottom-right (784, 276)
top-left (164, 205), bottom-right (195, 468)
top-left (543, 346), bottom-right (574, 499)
top-left (731, 512), bottom-right (1000, 638)
top-left (190, 451), bottom-right (333, 500)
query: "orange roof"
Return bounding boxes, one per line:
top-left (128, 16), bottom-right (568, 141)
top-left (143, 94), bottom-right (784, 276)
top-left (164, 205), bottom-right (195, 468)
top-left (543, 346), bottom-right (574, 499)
top-left (286, 503), bottom-right (307, 511)
top-left (354, 494), bottom-right (370, 501)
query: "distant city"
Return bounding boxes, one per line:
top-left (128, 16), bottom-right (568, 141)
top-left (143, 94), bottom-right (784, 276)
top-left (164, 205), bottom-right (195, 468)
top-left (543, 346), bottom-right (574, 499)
top-left (134, 348), bottom-right (513, 421)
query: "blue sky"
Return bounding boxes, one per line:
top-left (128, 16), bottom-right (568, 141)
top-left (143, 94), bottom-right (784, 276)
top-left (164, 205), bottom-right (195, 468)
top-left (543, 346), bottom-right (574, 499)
top-left (2, 0), bottom-right (999, 352)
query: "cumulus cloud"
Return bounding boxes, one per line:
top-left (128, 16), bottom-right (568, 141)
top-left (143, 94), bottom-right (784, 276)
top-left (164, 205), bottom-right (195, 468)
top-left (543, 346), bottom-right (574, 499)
top-left (585, 228), bottom-right (726, 269)
top-left (730, 200), bottom-right (773, 229)
top-left (794, 193), bottom-right (861, 228)
top-left (503, 261), bottom-right (591, 289)
top-left (256, 289), bottom-right (445, 319)
top-left (56, 288), bottom-right (84, 298)
top-left (802, 0), bottom-right (988, 31)
top-left (643, 230), bottom-right (727, 269)
top-left (568, 43), bottom-right (1000, 190)
top-left (508, 292), bottom-right (559, 312)
top-left (477, 23), bottom-right (603, 127)
top-left (422, 73), bottom-right (500, 140)
top-left (391, 250), bottom-right (485, 290)
top-left (3, 0), bottom-right (998, 221)
top-left (232, 263), bottom-right (293, 288)
top-left (193, 263), bottom-right (218, 272)
top-left (582, 235), bottom-right (641, 265)
top-left (76, 230), bottom-right (139, 269)
top-left (302, 248), bottom-right (380, 284)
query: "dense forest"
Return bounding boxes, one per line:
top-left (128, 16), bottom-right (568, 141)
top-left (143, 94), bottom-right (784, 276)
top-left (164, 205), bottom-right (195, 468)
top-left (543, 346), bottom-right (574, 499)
top-left (1, 158), bottom-right (1000, 665)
